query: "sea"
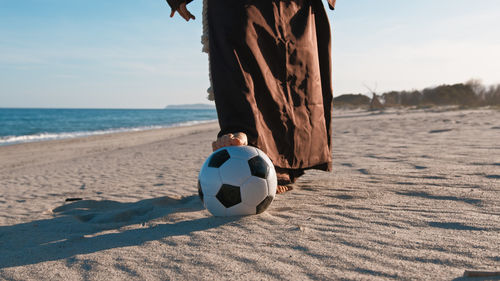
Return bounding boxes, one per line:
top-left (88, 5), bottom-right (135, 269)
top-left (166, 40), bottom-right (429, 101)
top-left (0, 108), bottom-right (218, 146)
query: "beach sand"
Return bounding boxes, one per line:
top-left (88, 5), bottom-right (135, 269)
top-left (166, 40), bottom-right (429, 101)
top-left (0, 108), bottom-right (499, 280)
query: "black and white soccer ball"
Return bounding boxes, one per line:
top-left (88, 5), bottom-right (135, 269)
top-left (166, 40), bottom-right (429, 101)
top-left (198, 146), bottom-right (277, 216)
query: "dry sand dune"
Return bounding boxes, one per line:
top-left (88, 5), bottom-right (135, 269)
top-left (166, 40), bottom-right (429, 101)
top-left (0, 108), bottom-right (499, 280)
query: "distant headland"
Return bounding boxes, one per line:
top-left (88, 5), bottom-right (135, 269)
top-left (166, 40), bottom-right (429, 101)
top-left (165, 103), bottom-right (216, 110)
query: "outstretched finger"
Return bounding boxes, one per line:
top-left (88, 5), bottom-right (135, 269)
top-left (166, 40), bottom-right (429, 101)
top-left (179, 5), bottom-right (195, 21)
top-left (178, 10), bottom-right (189, 21)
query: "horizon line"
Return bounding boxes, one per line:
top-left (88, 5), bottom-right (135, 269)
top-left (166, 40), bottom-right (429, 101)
top-left (0, 105), bottom-right (216, 110)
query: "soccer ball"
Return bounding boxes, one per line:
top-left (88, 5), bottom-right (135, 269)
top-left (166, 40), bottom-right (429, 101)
top-left (198, 146), bottom-right (277, 216)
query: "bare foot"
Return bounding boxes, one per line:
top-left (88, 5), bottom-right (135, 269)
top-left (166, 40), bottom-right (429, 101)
top-left (212, 132), bottom-right (248, 151)
top-left (276, 185), bottom-right (293, 194)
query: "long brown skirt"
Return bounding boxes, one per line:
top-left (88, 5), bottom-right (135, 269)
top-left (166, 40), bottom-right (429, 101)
top-left (208, 0), bottom-right (333, 177)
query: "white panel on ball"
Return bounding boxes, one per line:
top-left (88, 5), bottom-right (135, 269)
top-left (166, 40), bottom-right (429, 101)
top-left (199, 167), bottom-right (222, 196)
top-left (266, 170), bottom-right (277, 196)
top-left (241, 176), bottom-right (269, 207)
top-left (226, 202), bottom-right (256, 216)
top-left (226, 145), bottom-right (259, 160)
top-left (219, 158), bottom-right (251, 186)
top-left (203, 196), bottom-right (226, 216)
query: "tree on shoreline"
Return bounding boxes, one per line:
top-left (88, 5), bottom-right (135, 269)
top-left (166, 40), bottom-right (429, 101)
top-left (334, 80), bottom-right (500, 108)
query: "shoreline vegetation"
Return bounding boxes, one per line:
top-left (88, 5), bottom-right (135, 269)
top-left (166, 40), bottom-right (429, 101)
top-left (334, 80), bottom-right (500, 109)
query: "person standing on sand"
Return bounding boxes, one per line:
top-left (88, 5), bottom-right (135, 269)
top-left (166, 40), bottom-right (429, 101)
top-left (166, 0), bottom-right (335, 194)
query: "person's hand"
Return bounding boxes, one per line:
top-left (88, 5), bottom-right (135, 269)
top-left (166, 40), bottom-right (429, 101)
top-left (167, 0), bottom-right (195, 21)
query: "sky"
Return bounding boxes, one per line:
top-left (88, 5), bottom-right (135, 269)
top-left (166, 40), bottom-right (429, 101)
top-left (1, 0), bottom-right (499, 108)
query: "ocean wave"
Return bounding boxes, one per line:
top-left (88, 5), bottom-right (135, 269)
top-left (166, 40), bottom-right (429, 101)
top-left (0, 119), bottom-right (217, 146)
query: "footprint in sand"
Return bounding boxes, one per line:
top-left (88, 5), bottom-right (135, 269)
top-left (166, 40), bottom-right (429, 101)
top-left (428, 222), bottom-right (486, 231)
top-left (422, 176), bottom-right (447, 180)
top-left (332, 194), bottom-right (355, 200)
top-left (357, 168), bottom-right (370, 175)
top-left (429, 129), bottom-right (453, 134)
top-left (396, 191), bottom-right (482, 205)
top-left (470, 162), bottom-right (500, 167)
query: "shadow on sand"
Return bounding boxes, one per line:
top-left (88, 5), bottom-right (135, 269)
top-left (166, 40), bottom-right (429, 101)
top-left (452, 276), bottom-right (500, 281)
top-left (0, 195), bottom-right (236, 269)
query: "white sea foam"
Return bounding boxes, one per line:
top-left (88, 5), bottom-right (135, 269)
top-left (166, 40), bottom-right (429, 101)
top-left (0, 119), bottom-right (217, 146)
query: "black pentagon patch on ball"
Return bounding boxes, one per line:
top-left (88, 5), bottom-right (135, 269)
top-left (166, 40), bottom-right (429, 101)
top-left (256, 196), bottom-right (274, 214)
top-left (197, 180), bottom-right (204, 203)
top-left (248, 156), bottom-right (270, 179)
top-left (208, 149), bottom-right (230, 168)
top-left (216, 184), bottom-right (241, 208)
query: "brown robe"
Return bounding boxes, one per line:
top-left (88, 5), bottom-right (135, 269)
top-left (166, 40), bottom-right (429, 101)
top-left (208, 0), bottom-right (333, 176)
